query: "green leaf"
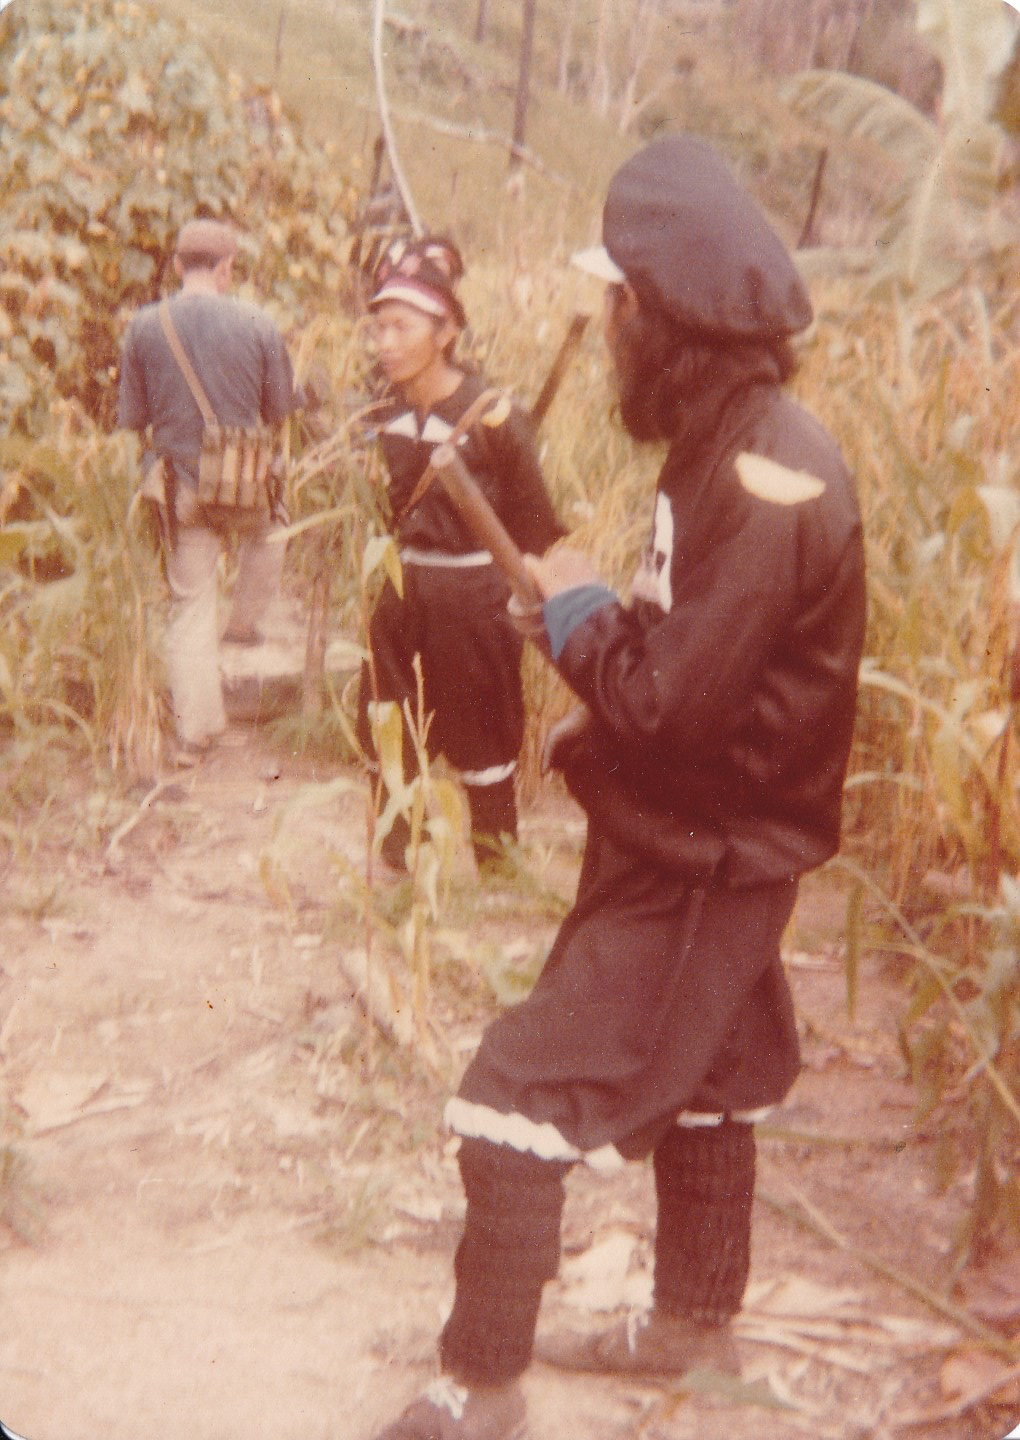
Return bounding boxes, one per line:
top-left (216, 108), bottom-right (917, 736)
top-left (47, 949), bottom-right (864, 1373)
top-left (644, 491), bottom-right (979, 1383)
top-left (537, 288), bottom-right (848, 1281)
top-left (361, 533), bottom-right (403, 597)
top-left (782, 67), bottom-right (1008, 303)
top-left (431, 777), bottom-right (465, 843)
top-left (369, 699), bottom-right (407, 799)
top-left (783, 69), bottom-right (937, 173)
top-left (0, 529), bottom-right (29, 567)
top-left (666, 1368), bottom-right (796, 1411)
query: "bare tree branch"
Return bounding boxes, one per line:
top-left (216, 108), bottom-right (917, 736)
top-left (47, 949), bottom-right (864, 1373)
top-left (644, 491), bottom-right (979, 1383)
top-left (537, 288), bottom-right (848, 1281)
top-left (371, 0), bottom-right (422, 235)
top-left (352, 97), bottom-right (579, 191)
top-left (510, 0), bottom-right (537, 171)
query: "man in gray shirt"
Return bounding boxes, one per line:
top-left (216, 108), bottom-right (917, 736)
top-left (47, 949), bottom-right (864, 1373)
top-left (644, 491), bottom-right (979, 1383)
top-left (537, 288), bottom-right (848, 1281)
top-left (118, 218), bottom-right (300, 760)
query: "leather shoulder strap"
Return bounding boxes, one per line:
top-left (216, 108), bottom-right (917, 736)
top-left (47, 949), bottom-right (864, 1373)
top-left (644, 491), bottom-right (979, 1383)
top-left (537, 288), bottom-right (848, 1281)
top-left (158, 301), bottom-right (217, 426)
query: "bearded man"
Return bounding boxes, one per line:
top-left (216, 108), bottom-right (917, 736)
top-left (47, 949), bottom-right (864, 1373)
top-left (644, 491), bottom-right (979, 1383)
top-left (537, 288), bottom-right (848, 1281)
top-left (370, 134), bottom-right (867, 1440)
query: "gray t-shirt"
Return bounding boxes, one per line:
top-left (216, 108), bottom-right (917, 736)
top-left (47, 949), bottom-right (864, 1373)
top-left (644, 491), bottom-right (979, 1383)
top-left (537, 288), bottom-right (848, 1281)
top-left (117, 291), bottom-right (299, 488)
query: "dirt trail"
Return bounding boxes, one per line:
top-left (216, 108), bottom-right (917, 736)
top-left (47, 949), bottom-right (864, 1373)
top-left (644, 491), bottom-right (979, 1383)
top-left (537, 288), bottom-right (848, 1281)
top-left (1, 726), bottom-right (1018, 1440)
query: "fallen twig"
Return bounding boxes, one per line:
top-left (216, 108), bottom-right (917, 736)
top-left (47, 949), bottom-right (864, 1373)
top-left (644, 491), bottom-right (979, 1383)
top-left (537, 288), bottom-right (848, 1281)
top-left (352, 97), bottom-right (578, 191)
top-left (890, 1358), bottom-right (1020, 1429)
top-left (105, 777), bottom-right (179, 865)
top-left (760, 1181), bottom-right (1011, 1355)
top-left (735, 1321), bottom-right (874, 1372)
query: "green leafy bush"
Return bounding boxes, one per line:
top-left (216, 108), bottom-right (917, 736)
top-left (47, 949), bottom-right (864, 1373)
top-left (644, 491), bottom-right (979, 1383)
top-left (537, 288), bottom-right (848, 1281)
top-left (0, 0), bottom-right (357, 436)
top-left (0, 0), bottom-right (366, 778)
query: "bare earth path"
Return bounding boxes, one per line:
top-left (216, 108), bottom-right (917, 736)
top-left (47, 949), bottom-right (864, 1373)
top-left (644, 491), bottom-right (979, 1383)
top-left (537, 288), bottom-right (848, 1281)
top-left (1, 725), bottom-right (1018, 1440)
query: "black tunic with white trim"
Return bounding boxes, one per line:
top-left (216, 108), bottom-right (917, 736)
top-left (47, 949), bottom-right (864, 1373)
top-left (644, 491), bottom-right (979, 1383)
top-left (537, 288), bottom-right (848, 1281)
top-left (365, 374), bottom-right (562, 780)
top-left (448, 371), bottom-right (867, 1166)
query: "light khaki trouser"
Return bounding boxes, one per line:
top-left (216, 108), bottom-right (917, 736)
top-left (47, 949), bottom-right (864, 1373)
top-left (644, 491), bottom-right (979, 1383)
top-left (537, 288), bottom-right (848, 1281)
top-left (164, 486), bottom-right (285, 746)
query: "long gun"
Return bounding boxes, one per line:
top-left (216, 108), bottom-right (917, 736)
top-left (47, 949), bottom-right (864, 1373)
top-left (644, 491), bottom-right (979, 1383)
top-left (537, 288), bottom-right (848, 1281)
top-left (424, 306), bottom-right (590, 608)
top-left (430, 439), bottom-right (545, 617)
top-left (529, 311), bottom-right (589, 428)
top-left (431, 437), bottom-right (592, 769)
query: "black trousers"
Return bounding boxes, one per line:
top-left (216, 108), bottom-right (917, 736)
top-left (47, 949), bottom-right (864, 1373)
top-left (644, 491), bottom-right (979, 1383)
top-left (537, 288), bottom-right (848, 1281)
top-left (356, 567), bottom-right (523, 863)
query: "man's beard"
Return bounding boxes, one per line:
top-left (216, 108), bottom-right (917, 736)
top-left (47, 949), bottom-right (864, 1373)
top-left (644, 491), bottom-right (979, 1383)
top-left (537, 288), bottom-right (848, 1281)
top-left (614, 330), bottom-right (702, 443)
top-left (613, 320), bottom-right (781, 446)
top-left (618, 366), bottom-right (665, 441)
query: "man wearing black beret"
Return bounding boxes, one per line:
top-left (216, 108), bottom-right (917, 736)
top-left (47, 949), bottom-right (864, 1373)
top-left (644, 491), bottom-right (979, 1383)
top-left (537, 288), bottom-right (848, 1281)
top-left (371, 134), bottom-right (867, 1440)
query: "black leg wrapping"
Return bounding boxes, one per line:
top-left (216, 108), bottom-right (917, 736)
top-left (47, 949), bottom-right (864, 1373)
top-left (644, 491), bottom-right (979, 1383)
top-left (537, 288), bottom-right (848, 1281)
top-left (466, 778), bottom-right (517, 867)
top-left (439, 1138), bottom-right (567, 1385)
top-left (652, 1120), bottom-right (756, 1324)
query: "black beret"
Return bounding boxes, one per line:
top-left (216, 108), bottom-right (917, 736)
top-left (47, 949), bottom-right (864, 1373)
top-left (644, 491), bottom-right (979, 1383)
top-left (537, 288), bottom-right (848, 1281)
top-left (601, 135), bottom-right (812, 340)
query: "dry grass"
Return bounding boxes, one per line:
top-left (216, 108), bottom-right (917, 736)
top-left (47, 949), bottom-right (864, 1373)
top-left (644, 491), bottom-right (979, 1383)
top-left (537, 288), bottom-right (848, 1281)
top-left (3, 0), bottom-right (1018, 1258)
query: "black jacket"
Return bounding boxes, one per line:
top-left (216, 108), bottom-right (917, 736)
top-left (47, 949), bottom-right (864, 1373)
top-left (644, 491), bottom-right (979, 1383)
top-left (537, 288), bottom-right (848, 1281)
top-left (555, 379), bottom-right (867, 885)
top-left (378, 373), bottom-right (562, 557)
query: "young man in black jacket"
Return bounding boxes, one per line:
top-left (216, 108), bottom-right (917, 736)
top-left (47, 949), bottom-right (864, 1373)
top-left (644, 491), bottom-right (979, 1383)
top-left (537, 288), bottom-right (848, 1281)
top-left (356, 236), bottom-right (562, 871)
top-left (371, 135), bottom-right (866, 1440)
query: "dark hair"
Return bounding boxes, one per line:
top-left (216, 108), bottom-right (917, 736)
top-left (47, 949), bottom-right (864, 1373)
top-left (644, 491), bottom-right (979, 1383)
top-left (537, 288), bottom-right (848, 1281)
top-left (610, 289), bottom-right (798, 443)
top-left (433, 311), bottom-right (459, 364)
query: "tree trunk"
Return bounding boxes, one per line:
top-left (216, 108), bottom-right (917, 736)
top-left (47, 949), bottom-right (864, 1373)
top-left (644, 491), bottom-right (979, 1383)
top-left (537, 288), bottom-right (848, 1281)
top-left (274, 2), bottom-right (288, 84)
top-left (617, 0), bottom-right (660, 133)
top-left (557, 0), bottom-right (578, 94)
top-left (371, 0), bottom-right (422, 235)
top-left (510, 0), bottom-right (537, 170)
top-left (591, 0), bottom-right (612, 115)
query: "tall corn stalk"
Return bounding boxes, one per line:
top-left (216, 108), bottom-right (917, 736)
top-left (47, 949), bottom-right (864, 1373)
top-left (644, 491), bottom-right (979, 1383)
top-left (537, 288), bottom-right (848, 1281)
top-left (796, 274), bottom-right (1020, 1260)
top-left (0, 414), bottom-right (164, 782)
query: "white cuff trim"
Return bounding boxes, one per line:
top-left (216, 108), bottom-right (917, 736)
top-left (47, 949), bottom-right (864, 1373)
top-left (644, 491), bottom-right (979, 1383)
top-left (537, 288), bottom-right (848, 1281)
top-left (676, 1106), bottom-right (774, 1128)
top-left (445, 1097), bottom-right (625, 1174)
top-left (459, 760), bottom-right (517, 787)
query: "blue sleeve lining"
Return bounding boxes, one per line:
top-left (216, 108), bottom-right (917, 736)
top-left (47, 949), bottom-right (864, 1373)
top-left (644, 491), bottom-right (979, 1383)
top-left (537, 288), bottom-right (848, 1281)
top-left (544, 583), bottom-right (618, 662)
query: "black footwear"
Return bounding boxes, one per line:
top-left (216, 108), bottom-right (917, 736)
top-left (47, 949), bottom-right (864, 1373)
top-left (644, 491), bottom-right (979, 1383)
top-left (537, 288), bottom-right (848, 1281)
top-left (534, 1308), bottom-right (739, 1381)
top-left (372, 1376), bottom-right (527, 1439)
top-left (172, 728), bottom-right (227, 768)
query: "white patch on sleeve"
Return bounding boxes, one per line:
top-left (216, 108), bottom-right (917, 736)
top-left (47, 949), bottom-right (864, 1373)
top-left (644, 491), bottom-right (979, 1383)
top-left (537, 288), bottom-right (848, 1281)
top-left (735, 451), bottom-right (826, 505)
top-left (630, 491), bottom-right (675, 612)
top-left (459, 760), bottom-right (517, 787)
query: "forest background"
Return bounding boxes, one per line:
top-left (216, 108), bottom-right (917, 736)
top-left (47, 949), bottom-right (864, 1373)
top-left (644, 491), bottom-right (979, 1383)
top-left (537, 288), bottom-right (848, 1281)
top-left (3, 0), bottom-right (1020, 1416)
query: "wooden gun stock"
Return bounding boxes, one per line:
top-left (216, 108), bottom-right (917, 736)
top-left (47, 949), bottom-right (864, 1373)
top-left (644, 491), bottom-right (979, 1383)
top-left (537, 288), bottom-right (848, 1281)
top-left (431, 440), bottom-right (592, 763)
top-left (431, 441), bottom-right (545, 611)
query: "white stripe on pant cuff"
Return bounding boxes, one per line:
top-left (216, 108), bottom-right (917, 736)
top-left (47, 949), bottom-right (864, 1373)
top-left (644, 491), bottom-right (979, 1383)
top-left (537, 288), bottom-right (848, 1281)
top-left (445, 1097), bottom-right (625, 1174)
top-left (459, 760), bottom-right (517, 787)
top-left (676, 1106), bottom-right (774, 1127)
